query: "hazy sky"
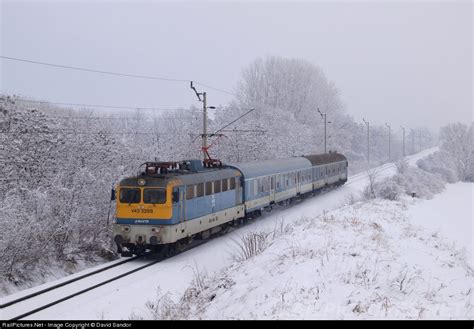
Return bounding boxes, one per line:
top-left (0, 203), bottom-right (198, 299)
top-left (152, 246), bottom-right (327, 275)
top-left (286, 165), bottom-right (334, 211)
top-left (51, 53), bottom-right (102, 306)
top-left (1, 1), bottom-right (472, 129)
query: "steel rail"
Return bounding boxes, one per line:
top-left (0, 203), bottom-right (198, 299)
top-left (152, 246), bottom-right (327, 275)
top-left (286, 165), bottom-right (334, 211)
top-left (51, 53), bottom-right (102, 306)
top-left (8, 257), bottom-right (161, 320)
top-left (1, 256), bottom-right (140, 309)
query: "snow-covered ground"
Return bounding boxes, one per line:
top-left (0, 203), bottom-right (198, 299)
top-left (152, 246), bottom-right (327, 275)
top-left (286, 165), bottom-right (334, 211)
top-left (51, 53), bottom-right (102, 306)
top-left (4, 147), bottom-right (472, 320)
top-left (407, 182), bottom-right (473, 266)
top-left (143, 195), bottom-right (471, 319)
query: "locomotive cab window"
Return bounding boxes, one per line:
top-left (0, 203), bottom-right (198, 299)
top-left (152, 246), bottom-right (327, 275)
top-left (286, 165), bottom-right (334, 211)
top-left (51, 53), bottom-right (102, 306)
top-left (172, 189), bottom-right (179, 203)
top-left (144, 188), bottom-right (166, 204)
top-left (119, 188), bottom-right (141, 204)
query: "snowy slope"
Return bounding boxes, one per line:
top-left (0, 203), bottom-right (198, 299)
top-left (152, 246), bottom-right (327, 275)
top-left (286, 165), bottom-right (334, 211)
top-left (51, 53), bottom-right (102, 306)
top-left (141, 196), bottom-right (472, 320)
top-left (407, 182), bottom-right (473, 266)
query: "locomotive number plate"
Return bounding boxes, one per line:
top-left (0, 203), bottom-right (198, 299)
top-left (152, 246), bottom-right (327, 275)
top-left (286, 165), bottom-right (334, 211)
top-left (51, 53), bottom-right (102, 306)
top-left (131, 208), bottom-right (154, 214)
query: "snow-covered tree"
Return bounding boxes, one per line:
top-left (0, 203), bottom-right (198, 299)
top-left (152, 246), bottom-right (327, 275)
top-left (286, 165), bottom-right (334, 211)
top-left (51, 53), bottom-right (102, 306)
top-left (438, 123), bottom-right (473, 181)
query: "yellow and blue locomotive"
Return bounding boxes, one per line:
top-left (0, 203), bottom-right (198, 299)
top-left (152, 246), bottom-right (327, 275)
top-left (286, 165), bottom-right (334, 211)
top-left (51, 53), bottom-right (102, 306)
top-left (113, 160), bottom-right (244, 256)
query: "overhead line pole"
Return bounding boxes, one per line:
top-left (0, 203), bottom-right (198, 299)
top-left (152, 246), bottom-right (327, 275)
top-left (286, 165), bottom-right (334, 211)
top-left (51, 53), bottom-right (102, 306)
top-left (385, 123), bottom-right (391, 161)
top-left (317, 108), bottom-right (327, 154)
top-left (363, 118), bottom-right (370, 167)
top-left (419, 130), bottom-right (422, 152)
top-left (203, 91), bottom-right (207, 156)
top-left (191, 81), bottom-right (215, 160)
top-left (401, 126), bottom-right (406, 157)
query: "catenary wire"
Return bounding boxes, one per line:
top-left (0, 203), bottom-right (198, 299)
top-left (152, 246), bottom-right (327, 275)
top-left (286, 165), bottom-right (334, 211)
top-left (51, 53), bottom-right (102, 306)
top-left (0, 55), bottom-right (237, 97)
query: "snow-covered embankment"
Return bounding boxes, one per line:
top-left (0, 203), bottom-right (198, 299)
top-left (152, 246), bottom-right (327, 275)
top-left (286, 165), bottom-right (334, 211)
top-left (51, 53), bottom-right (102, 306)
top-left (134, 184), bottom-right (473, 319)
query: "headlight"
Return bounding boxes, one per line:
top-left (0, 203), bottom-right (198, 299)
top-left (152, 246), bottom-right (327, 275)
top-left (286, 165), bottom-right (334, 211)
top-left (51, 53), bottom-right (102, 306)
top-left (122, 226), bottom-right (131, 232)
top-left (114, 235), bottom-right (123, 244)
top-left (151, 227), bottom-right (160, 233)
top-left (137, 178), bottom-right (146, 186)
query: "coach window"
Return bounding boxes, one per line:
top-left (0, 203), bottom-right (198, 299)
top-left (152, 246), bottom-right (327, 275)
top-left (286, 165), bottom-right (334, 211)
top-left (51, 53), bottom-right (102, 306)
top-left (222, 178), bottom-right (228, 192)
top-left (214, 180), bottom-right (221, 193)
top-left (196, 183), bottom-right (204, 197)
top-left (186, 185), bottom-right (194, 200)
top-left (119, 188), bottom-right (141, 204)
top-left (205, 181), bottom-right (213, 195)
top-left (230, 177), bottom-right (236, 190)
top-left (144, 188), bottom-right (166, 204)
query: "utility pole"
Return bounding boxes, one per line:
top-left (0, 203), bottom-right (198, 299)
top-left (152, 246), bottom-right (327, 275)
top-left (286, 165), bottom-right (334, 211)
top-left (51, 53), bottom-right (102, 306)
top-left (411, 128), bottom-right (415, 155)
top-left (385, 123), bottom-right (391, 161)
top-left (363, 118), bottom-right (370, 167)
top-left (202, 91), bottom-right (207, 154)
top-left (317, 108), bottom-right (327, 153)
top-left (190, 81), bottom-right (215, 160)
top-left (419, 130), bottom-right (422, 152)
top-left (401, 126), bottom-right (406, 157)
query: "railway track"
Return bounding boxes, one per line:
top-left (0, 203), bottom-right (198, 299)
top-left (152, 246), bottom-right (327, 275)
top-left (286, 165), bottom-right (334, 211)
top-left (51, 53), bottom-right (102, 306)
top-left (2, 237), bottom-right (210, 321)
top-left (1, 256), bottom-right (160, 320)
top-left (345, 149), bottom-right (434, 187)
top-left (1, 256), bottom-right (139, 310)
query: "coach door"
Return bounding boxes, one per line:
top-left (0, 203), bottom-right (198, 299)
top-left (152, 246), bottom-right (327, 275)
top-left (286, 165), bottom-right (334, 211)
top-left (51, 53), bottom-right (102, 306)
top-left (173, 186), bottom-right (186, 233)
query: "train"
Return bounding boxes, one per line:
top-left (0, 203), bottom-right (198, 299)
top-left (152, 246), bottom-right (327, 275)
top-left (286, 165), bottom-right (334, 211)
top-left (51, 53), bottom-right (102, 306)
top-left (112, 152), bottom-right (348, 257)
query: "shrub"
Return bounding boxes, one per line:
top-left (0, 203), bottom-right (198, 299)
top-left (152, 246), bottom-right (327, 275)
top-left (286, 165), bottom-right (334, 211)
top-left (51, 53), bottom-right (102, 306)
top-left (232, 230), bottom-right (270, 261)
top-left (373, 179), bottom-right (403, 201)
top-left (416, 152), bottom-right (459, 183)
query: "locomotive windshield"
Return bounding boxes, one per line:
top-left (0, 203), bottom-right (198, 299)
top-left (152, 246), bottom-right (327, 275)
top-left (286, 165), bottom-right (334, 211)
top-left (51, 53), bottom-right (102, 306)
top-left (119, 188), bottom-right (141, 204)
top-left (144, 188), bottom-right (166, 204)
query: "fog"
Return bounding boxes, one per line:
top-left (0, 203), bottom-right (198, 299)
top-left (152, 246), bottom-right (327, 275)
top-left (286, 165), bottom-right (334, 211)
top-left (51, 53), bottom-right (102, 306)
top-left (1, 1), bottom-right (472, 129)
